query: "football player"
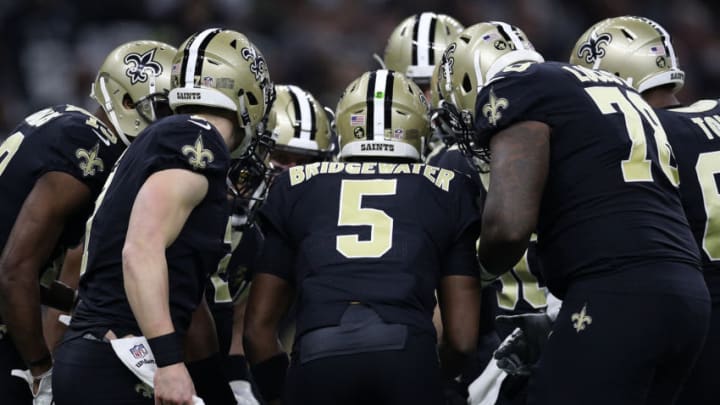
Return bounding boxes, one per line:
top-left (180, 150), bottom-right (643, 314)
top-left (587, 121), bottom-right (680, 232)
top-left (570, 16), bottom-right (719, 404)
top-left (0, 40), bottom-right (176, 404)
top-left (243, 69), bottom-right (482, 404)
top-left (51, 28), bottom-right (274, 405)
top-left (451, 20), bottom-right (709, 404)
top-left (433, 22), bottom-right (550, 405)
top-left (206, 83), bottom-right (334, 404)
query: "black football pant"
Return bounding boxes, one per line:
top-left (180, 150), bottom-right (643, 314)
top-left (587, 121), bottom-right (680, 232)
top-left (284, 305), bottom-right (443, 405)
top-left (676, 271), bottom-right (720, 405)
top-left (528, 263), bottom-right (710, 405)
top-left (0, 325), bottom-right (33, 404)
top-left (53, 334), bottom-right (154, 405)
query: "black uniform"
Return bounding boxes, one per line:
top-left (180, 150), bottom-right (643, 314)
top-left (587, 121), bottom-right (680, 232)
top-left (257, 161), bottom-right (480, 405)
top-left (0, 105), bottom-right (124, 404)
top-left (474, 62), bottom-right (710, 405)
top-left (656, 101), bottom-right (720, 404)
top-left (52, 115), bottom-right (231, 405)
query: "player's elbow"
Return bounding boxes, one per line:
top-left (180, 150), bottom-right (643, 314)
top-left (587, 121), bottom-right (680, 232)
top-left (0, 258), bottom-right (34, 294)
top-left (483, 211), bottom-right (533, 242)
top-left (121, 241), bottom-right (146, 279)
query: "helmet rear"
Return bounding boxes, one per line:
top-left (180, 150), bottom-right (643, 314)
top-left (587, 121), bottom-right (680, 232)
top-left (335, 69), bottom-right (430, 161)
top-left (569, 16), bottom-right (684, 93)
top-left (169, 28), bottom-right (274, 155)
top-left (383, 12), bottom-right (464, 85)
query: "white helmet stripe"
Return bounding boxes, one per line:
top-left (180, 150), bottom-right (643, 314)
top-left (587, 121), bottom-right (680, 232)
top-left (182, 28), bottom-right (221, 87)
top-left (288, 85), bottom-right (313, 140)
top-left (492, 21), bottom-right (525, 52)
top-left (372, 69), bottom-right (389, 138)
top-left (416, 13), bottom-right (435, 68)
top-left (473, 49), bottom-right (484, 90)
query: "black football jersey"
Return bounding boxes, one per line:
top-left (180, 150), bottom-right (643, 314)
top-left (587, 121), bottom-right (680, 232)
top-left (474, 62), bottom-right (700, 297)
top-left (71, 114), bottom-right (231, 336)
top-left (257, 161), bottom-right (481, 337)
top-left (0, 105), bottom-right (124, 266)
top-left (657, 101), bottom-right (720, 275)
top-left (207, 219), bottom-right (263, 312)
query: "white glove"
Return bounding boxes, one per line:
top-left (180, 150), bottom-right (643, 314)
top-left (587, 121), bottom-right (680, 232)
top-left (11, 367), bottom-right (53, 405)
top-left (229, 380), bottom-right (260, 405)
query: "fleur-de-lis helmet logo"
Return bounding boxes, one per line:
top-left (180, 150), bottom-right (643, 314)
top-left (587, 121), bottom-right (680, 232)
top-left (75, 143), bottom-right (105, 177)
top-left (482, 87), bottom-right (509, 127)
top-left (182, 135), bottom-right (215, 170)
top-left (124, 48), bottom-right (163, 85)
top-left (576, 33), bottom-right (612, 64)
top-left (440, 42), bottom-right (457, 80)
top-left (241, 46), bottom-right (267, 82)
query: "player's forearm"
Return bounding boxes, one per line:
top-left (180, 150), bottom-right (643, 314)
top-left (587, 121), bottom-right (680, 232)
top-left (243, 321), bottom-right (284, 365)
top-left (122, 244), bottom-right (175, 338)
top-left (0, 267), bottom-right (50, 372)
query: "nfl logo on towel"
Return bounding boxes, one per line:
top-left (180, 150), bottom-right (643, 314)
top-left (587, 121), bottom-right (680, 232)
top-left (130, 344), bottom-right (148, 359)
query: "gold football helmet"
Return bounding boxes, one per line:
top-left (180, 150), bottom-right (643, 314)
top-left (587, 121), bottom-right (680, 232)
top-left (335, 69), bottom-right (430, 161)
top-left (169, 28), bottom-right (274, 154)
top-left (437, 21), bottom-right (544, 118)
top-left (569, 16), bottom-right (684, 93)
top-left (383, 12), bottom-right (464, 85)
top-left (267, 84), bottom-right (333, 163)
top-left (91, 40), bottom-right (177, 146)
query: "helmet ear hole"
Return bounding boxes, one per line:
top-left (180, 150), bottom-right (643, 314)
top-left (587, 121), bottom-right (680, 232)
top-left (246, 92), bottom-right (259, 105)
top-left (462, 74), bottom-right (473, 93)
top-left (122, 94), bottom-right (134, 109)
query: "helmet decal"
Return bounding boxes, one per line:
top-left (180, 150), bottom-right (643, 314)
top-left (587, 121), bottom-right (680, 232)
top-left (576, 32), bottom-right (612, 64)
top-left (124, 48), bottom-right (163, 84)
top-left (241, 46), bottom-right (267, 82)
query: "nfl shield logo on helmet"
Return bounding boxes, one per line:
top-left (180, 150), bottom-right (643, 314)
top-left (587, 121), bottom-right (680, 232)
top-left (129, 344), bottom-right (148, 359)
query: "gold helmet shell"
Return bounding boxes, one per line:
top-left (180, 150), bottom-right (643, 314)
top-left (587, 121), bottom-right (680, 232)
top-left (383, 12), bottom-right (464, 85)
top-left (169, 28), bottom-right (274, 154)
top-left (335, 69), bottom-right (430, 161)
top-left (437, 21), bottom-right (544, 118)
top-left (91, 40), bottom-right (177, 146)
top-left (569, 16), bottom-right (684, 93)
top-left (268, 85), bottom-right (332, 159)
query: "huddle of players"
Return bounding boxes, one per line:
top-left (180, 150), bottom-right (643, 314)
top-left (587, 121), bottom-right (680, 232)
top-left (0, 11), bottom-right (716, 405)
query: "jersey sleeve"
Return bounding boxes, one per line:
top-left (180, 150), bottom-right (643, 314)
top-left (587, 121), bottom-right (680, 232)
top-left (257, 171), bottom-right (294, 241)
top-left (443, 174), bottom-right (481, 277)
top-left (254, 221), bottom-right (296, 284)
top-left (473, 62), bottom-right (555, 149)
top-left (146, 119), bottom-right (229, 181)
top-left (45, 116), bottom-right (124, 196)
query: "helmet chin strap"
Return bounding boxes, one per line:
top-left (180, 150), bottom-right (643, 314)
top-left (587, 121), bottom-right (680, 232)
top-left (99, 76), bottom-right (132, 146)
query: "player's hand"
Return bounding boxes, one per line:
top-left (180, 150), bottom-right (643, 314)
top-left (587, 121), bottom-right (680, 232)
top-left (10, 367), bottom-right (53, 405)
top-left (229, 380), bottom-right (260, 405)
top-left (493, 312), bottom-right (553, 376)
top-left (153, 363), bottom-right (196, 405)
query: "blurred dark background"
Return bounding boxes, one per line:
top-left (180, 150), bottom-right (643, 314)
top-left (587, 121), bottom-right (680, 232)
top-left (1, 0), bottom-right (719, 138)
